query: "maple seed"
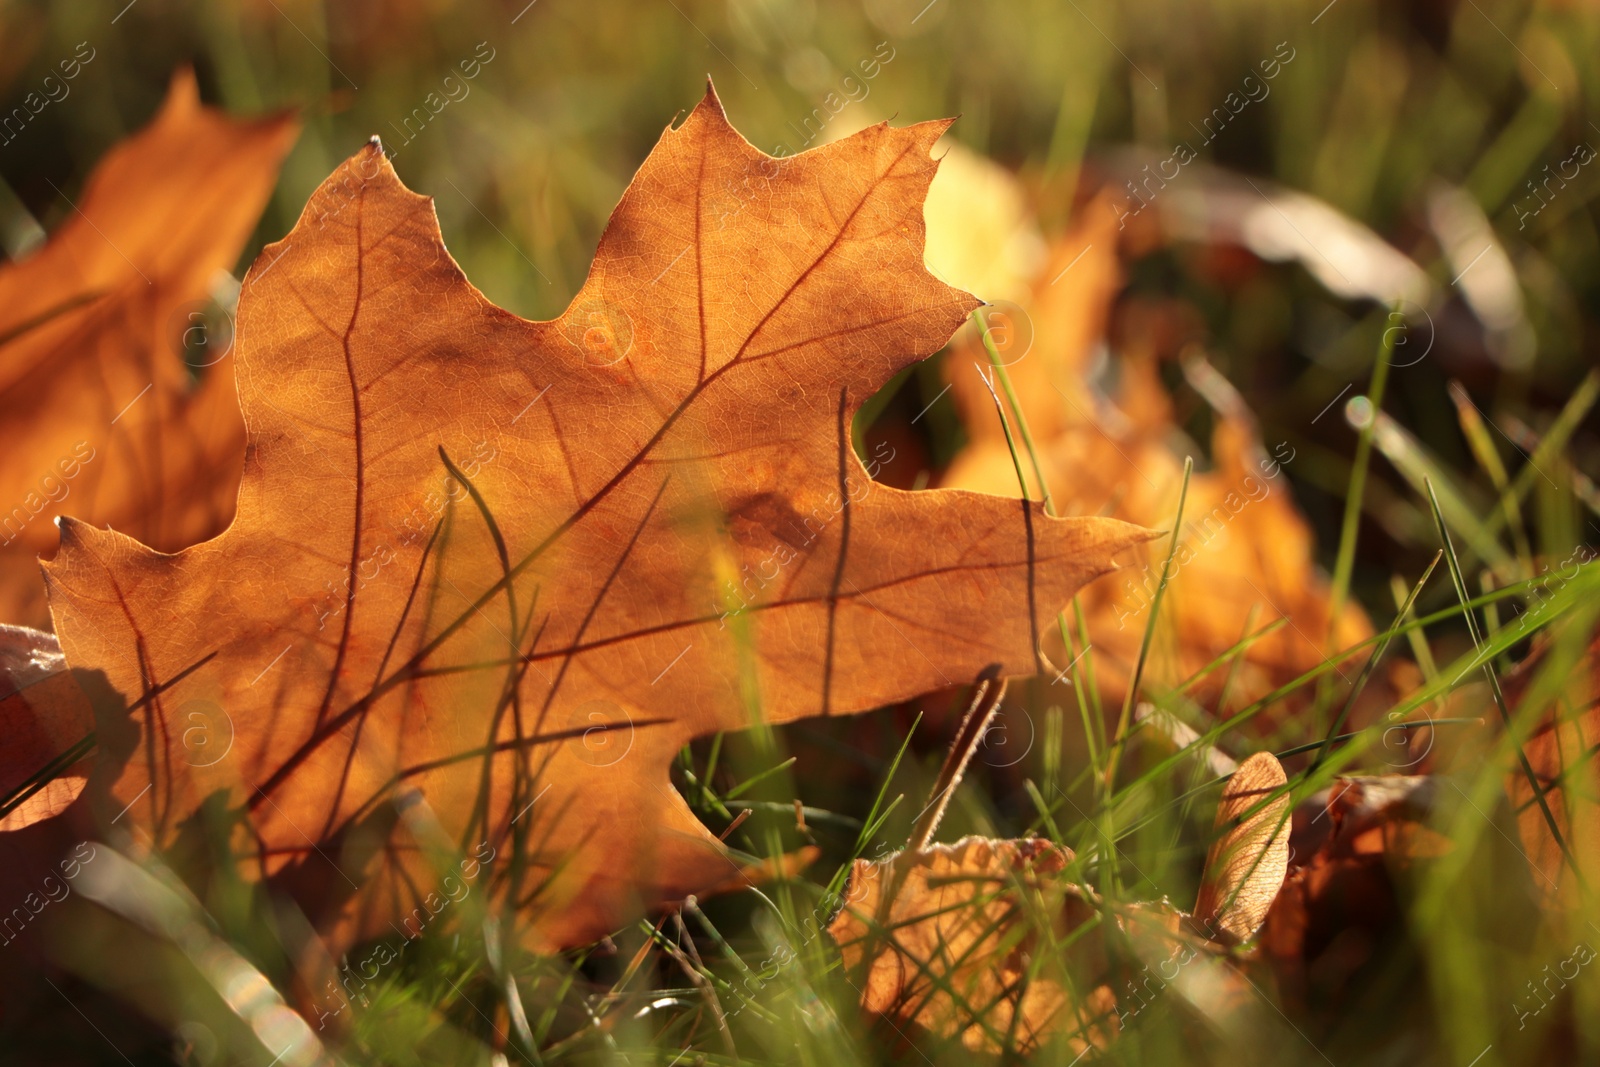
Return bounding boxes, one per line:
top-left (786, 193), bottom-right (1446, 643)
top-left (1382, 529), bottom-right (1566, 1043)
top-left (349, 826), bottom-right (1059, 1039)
top-left (1193, 751), bottom-right (1292, 942)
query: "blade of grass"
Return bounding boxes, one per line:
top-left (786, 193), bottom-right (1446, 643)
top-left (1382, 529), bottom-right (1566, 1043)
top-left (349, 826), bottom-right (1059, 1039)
top-left (1073, 597), bottom-right (1107, 758)
top-left (1275, 718), bottom-right (1483, 762)
top-left (1391, 573), bottom-right (1442, 683)
top-left (1106, 566), bottom-right (1596, 838)
top-left (1104, 455), bottom-right (1193, 793)
top-left (1023, 778), bottom-right (1066, 843)
top-left (0, 732), bottom-right (96, 820)
top-left (1450, 379), bottom-right (1533, 579)
top-left (700, 731), bottom-right (725, 807)
top-left (823, 713), bottom-right (924, 907)
top-left (1365, 408), bottom-right (1509, 571)
top-left (972, 357), bottom-right (1034, 509)
top-left (1424, 477), bottom-right (1584, 891)
top-left (1212, 604), bottom-right (1264, 716)
top-left (1327, 308), bottom-right (1398, 641)
top-left (853, 712), bottom-right (920, 855)
top-left (1481, 569), bottom-right (1511, 674)
top-left (974, 310), bottom-right (1056, 516)
top-left (1042, 703), bottom-right (1064, 794)
top-left (1499, 370), bottom-right (1600, 531)
top-left (1311, 550), bottom-right (1441, 771)
top-left (1058, 611), bottom-right (1102, 797)
top-left (723, 757), bottom-right (798, 800)
top-left (1091, 457), bottom-right (1191, 898)
top-left (1115, 566), bottom-right (1600, 847)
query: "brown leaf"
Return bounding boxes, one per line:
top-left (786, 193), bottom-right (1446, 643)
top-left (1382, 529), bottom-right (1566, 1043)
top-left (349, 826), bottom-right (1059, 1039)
top-left (0, 70), bottom-right (297, 627)
top-left (1288, 774), bottom-right (1451, 863)
top-left (1261, 773), bottom-right (1454, 1011)
top-left (1260, 854), bottom-right (1402, 1015)
top-left (38, 85), bottom-right (1152, 951)
top-left (825, 836), bottom-right (1110, 1055)
top-left (0, 626), bottom-right (92, 830)
top-left (946, 192), bottom-right (1124, 448)
top-left (1503, 633), bottom-right (1600, 906)
top-left (938, 194), bottom-right (1380, 722)
top-left (826, 834), bottom-right (1255, 1054)
top-left (1193, 751), bottom-right (1291, 942)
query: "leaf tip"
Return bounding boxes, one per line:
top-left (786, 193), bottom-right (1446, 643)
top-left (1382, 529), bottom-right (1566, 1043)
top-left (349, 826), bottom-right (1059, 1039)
top-left (165, 66), bottom-right (201, 114)
top-left (699, 76), bottom-right (726, 119)
top-left (51, 514), bottom-right (81, 545)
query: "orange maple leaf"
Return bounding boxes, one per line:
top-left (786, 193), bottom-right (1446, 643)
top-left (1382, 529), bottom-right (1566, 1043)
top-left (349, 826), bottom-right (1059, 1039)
top-left (38, 85), bottom-right (1150, 950)
top-left (0, 71), bottom-right (297, 628)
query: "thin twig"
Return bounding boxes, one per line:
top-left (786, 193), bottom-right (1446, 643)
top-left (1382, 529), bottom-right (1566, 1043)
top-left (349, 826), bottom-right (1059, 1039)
top-left (658, 914), bottom-right (738, 1061)
top-left (908, 664), bottom-right (1007, 850)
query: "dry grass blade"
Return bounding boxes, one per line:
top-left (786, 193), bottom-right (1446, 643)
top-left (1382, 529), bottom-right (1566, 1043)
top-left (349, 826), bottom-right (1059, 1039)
top-left (907, 664), bottom-right (1005, 850)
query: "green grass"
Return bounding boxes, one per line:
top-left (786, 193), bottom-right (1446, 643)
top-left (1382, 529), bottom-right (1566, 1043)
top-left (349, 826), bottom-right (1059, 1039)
top-left (22, 396), bottom-right (1600, 1066)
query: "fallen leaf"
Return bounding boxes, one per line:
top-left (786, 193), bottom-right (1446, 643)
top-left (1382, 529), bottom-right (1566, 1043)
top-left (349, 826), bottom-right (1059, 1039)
top-left (825, 836), bottom-right (1111, 1055)
top-left (1193, 751), bottom-right (1291, 942)
top-left (920, 140), bottom-right (1047, 305)
top-left (36, 84), bottom-right (1151, 951)
top-left (0, 625), bottom-right (91, 831)
top-left (1261, 772), bottom-right (1455, 1012)
top-left (1289, 774), bottom-right (1451, 863)
top-left (826, 712), bottom-right (1266, 1056)
top-left (943, 192), bottom-right (1123, 449)
top-left (1503, 633), bottom-right (1600, 906)
top-left (825, 833), bottom-right (1257, 1054)
top-left (0, 70), bottom-right (297, 628)
top-left (939, 192), bottom-right (1378, 722)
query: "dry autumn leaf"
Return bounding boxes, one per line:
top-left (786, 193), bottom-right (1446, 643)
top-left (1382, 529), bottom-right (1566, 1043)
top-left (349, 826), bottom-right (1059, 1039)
top-left (1193, 751), bottom-right (1291, 942)
top-left (825, 832), bottom-right (1261, 1054)
top-left (0, 625), bottom-right (91, 831)
top-left (0, 70), bottom-right (297, 628)
top-left (825, 836), bottom-right (1113, 1056)
top-left (1503, 633), bottom-right (1600, 907)
top-left (1288, 773), bottom-right (1451, 864)
top-left (33, 85), bottom-right (1151, 952)
top-left (1260, 772), bottom-right (1454, 1012)
top-left (938, 193), bottom-right (1377, 723)
top-left (825, 717), bottom-right (1269, 1054)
